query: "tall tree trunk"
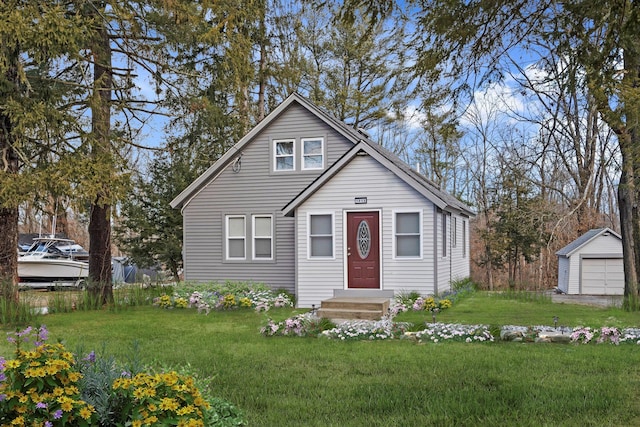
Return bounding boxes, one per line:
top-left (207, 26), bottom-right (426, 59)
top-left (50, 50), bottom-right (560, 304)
top-left (88, 13), bottom-right (113, 304)
top-left (0, 47), bottom-right (20, 302)
top-left (257, 51), bottom-right (266, 121)
top-left (0, 205), bottom-right (18, 301)
top-left (618, 34), bottom-right (640, 310)
top-left (256, 15), bottom-right (267, 122)
top-left (483, 210), bottom-right (494, 291)
top-left (618, 163), bottom-right (639, 309)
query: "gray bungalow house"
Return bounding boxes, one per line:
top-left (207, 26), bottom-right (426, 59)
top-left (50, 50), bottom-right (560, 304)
top-left (170, 93), bottom-right (475, 307)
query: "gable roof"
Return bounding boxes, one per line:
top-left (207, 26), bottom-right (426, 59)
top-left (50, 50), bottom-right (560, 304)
top-left (282, 141), bottom-right (475, 217)
top-left (170, 93), bottom-right (367, 210)
top-left (171, 92), bottom-right (474, 217)
top-left (556, 227), bottom-right (621, 257)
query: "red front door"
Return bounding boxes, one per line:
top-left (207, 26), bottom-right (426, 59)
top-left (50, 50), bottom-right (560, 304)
top-left (347, 211), bottom-right (380, 289)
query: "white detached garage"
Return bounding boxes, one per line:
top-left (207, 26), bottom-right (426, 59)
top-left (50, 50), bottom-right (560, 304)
top-left (556, 228), bottom-right (624, 295)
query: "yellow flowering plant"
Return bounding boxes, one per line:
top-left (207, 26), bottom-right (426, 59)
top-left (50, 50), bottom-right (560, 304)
top-left (438, 299), bottom-right (452, 309)
top-left (155, 294), bottom-right (174, 308)
top-left (0, 326), bottom-right (96, 427)
top-left (153, 295), bottom-right (192, 309)
top-left (424, 297), bottom-right (438, 311)
top-left (112, 371), bottom-right (210, 426)
top-left (222, 294), bottom-right (236, 309)
top-left (174, 297), bottom-right (188, 309)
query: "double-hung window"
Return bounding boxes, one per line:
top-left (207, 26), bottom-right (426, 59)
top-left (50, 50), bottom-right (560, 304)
top-left (452, 217), bottom-right (457, 248)
top-left (442, 213), bottom-right (447, 257)
top-left (226, 215), bottom-right (246, 260)
top-left (302, 138), bottom-right (324, 170)
top-left (395, 211), bottom-right (421, 258)
top-left (274, 139), bottom-right (295, 171)
top-left (462, 220), bottom-right (467, 258)
top-left (253, 215), bottom-right (273, 260)
top-left (309, 214), bottom-right (333, 258)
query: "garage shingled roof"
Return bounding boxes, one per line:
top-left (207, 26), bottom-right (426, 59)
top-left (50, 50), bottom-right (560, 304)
top-left (556, 227), bottom-right (621, 257)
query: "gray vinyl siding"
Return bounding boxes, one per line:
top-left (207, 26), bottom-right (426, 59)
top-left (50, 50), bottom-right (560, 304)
top-left (295, 155), bottom-right (437, 307)
top-left (181, 103), bottom-right (353, 290)
top-left (436, 212), bottom-right (450, 293)
top-left (449, 215), bottom-right (470, 287)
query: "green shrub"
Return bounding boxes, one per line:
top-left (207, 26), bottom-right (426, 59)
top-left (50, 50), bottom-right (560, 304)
top-left (205, 397), bottom-right (246, 427)
top-left (76, 344), bottom-right (145, 427)
top-left (450, 277), bottom-right (478, 292)
top-left (395, 290), bottom-right (422, 306)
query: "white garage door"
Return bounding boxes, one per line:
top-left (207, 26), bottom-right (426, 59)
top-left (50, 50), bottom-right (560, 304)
top-left (581, 258), bottom-right (624, 295)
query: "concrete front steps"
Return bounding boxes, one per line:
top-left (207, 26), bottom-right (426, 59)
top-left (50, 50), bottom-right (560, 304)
top-left (317, 290), bottom-right (393, 321)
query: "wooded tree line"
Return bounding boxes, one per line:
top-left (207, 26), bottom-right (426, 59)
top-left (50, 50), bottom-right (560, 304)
top-left (2, 1), bottom-right (638, 308)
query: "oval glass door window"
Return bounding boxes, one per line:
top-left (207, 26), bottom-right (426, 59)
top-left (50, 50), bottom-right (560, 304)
top-left (357, 220), bottom-right (371, 259)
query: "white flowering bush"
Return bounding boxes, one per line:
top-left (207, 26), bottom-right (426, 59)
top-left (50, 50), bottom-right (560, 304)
top-left (620, 328), bottom-right (640, 344)
top-left (503, 325), bottom-right (640, 345)
top-left (415, 323), bottom-right (494, 343)
top-left (260, 312), bottom-right (640, 346)
top-left (570, 327), bottom-right (596, 344)
top-left (320, 318), bottom-right (411, 341)
top-left (568, 326), bottom-right (640, 345)
top-left (265, 315), bottom-right (486, 343)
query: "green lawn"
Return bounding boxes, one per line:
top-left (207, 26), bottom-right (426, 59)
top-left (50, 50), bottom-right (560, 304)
top-left (395, 292), bottom-right (640, 329)
top-left (2, 293), bottom-right (640, 426)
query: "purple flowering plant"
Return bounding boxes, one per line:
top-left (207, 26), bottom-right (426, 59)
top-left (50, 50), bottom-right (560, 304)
top-left (0, 326), bottom-right (96, 426)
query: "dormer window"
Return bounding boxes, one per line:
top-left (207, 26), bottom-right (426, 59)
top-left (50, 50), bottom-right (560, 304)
top-left (302, 138), bottom-right (324, 170)
top-left (274, 139), bottom-right (295, 171)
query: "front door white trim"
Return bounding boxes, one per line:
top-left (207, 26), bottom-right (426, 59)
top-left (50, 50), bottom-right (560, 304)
top-left (342, 208), bottom-right (383, 290)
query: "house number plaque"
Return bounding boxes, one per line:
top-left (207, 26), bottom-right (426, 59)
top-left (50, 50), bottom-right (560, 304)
top-left (354, 197), bottom-right (367, 204)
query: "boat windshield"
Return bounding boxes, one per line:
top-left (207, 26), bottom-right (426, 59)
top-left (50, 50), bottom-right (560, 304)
top-left (34, 243), bottom-right (49, 253)
top-left (25, 240), bottom-right (68, 257)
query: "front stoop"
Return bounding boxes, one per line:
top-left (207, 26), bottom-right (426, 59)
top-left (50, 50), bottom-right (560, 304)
top-left (317, 297), bottom-right (390, 321)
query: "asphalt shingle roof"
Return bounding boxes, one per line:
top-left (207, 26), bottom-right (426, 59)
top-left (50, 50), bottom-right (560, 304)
top-left (556, 228), bottom-right (621, 257)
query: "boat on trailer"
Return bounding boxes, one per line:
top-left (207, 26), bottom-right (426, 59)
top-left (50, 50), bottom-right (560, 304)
top-left (18, 237), bottom-right (89, 289)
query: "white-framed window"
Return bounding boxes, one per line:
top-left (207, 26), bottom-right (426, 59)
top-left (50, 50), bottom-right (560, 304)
top-left (442, 213), bottom-right (447, 257)
top-left (394, 211), bottom-right (421, 258)
top-left (252, 215), bottom-right (273, 260)
top-left (226, 215), bottom-right (246, 260)
top-left (462, 219), bottom-right (467, 258)
top-left (302, 137), bottom-right (324, 170)
top-left (308, 213), bottom-right (333, 258)
top-left (452, 217), bottom-right (457, 248)
top-left (274, 139), bottom-right (295, 171)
